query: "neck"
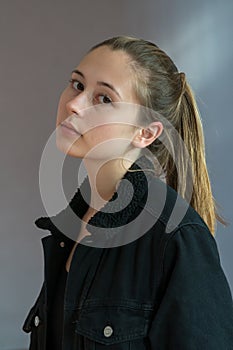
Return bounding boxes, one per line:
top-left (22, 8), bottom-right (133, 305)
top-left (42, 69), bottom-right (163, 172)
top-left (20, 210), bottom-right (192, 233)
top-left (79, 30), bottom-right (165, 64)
top-left (82, 156), bottom-right (138, 214)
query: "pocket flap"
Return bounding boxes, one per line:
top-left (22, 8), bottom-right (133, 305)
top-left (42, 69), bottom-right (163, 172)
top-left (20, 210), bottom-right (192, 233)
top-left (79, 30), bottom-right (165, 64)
top-left (74, 299), bottom-right (153, 345)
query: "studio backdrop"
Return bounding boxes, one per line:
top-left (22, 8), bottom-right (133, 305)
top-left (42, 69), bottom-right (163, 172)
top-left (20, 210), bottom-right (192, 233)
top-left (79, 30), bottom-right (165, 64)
top-left (0, 0), bottom-right (232, 349)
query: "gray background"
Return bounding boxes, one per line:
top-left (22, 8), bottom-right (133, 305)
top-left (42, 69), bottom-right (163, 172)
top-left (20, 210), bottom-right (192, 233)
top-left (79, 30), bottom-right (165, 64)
top-left (0, 0), bottom-right (232, 349)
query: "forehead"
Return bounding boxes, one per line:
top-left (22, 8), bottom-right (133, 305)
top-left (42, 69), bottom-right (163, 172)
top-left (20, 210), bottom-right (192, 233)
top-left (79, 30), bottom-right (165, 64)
top-left (77, 46), bottom-right (130, 74)
top-left (74, 46), bottom-right (138, 101)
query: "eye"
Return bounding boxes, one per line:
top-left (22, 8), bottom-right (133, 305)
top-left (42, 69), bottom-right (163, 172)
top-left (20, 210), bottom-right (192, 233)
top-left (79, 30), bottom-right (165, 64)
top-left (69, 79), bottom-right (84, 91)
top-left (97, 94), bottom-right (112, 104)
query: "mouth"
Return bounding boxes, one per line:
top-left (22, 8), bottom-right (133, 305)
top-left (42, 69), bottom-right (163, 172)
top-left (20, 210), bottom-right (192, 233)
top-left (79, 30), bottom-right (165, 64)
top-left (60, 121), bottom-right (81, 135)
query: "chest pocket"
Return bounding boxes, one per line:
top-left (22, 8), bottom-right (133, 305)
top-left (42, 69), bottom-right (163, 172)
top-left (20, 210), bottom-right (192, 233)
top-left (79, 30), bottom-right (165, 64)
top-left (72, 299), bottom-right (153, 349)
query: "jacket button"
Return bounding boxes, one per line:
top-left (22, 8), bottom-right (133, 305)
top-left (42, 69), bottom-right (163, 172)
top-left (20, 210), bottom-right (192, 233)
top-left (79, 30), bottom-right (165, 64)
top-left (60, 241), bottom-right (65, 248)
top-left (34, 315), bottom-right (40, 327)
top-left (103, 325), bottom-right (113, 337)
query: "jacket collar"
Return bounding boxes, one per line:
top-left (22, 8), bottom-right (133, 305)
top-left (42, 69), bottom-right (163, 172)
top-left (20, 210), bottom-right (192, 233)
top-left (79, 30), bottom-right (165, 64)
top-left (35, 155), bottom-right (156, 245)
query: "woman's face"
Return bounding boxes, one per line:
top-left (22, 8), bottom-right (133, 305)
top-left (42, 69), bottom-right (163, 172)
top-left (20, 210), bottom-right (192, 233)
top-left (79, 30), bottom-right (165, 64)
top-left (56, 46), bottom-right (142, 160)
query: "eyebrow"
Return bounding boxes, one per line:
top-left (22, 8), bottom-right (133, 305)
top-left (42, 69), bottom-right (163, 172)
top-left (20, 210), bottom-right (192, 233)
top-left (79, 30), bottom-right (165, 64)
top-left (71, 69), bottom-right (121, 99)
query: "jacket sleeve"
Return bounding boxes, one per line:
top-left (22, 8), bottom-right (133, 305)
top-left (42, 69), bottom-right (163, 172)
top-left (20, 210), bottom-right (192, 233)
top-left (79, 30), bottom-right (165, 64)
top-left (22, 282), bottom-right (46, 333)
top-left (148, 223), bottom-right (233, 350)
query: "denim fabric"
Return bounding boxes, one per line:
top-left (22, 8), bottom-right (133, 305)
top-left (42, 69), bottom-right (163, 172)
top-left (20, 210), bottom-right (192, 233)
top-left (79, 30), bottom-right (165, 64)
top-left (23, 156), bottom-right (233, 349)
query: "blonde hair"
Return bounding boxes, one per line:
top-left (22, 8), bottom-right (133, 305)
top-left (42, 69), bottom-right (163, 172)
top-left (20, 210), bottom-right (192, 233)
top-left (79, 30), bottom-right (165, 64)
top-left (90, 36), bottom-right (225, 235)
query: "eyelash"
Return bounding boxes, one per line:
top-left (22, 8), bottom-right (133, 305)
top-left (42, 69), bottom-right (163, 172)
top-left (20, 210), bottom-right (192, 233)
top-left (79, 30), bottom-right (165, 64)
top-left (68, 79), bottom-right (113, 104)
top-left (69, 79), bottom-right (84, 91)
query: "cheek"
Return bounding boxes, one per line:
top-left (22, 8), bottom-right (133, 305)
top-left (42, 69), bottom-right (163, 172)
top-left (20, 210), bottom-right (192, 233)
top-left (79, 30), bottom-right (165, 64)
top-left (87, 125), bottom-right (133, 144)
top-left (84, 125), bottom-right (112, 144)
top-left (83, 124), bottom-right (135, 159)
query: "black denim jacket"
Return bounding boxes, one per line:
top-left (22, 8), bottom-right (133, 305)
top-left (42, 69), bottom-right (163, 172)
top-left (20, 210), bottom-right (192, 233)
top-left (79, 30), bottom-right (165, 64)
top-left (23, 155), bottom-right (233, 349)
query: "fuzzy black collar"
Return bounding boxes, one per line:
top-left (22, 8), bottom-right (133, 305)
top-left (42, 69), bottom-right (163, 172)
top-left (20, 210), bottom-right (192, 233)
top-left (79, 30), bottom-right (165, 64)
top-left (34, 155), bottom-right (156, 246)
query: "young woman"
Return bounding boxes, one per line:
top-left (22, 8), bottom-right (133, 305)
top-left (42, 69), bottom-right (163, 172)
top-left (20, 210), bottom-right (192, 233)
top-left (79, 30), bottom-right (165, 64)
top-left (23, 36), bottom-right (233, 349)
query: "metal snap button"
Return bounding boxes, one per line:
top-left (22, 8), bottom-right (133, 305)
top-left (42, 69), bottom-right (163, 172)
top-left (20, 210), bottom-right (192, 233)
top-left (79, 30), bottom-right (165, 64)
top-left (60, 241), bottom-right (65, 248)
top-left (103, 325), bottom-right (113, 337)
top-left (34, 315), bottom-right (40, 327)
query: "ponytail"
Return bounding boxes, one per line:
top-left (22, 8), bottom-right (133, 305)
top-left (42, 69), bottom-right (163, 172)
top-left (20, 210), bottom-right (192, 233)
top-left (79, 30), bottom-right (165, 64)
top-left (168, 81), bottom-right (224, 235)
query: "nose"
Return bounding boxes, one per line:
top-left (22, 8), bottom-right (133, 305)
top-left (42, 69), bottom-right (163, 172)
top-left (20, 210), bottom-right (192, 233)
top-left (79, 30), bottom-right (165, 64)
top-left (66, 92), bottom-right (91, 117)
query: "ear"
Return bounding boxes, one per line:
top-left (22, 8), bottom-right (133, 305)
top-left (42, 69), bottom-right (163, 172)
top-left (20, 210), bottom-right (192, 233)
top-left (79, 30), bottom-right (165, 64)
top-left (132, 122), bottom-right (163, 149)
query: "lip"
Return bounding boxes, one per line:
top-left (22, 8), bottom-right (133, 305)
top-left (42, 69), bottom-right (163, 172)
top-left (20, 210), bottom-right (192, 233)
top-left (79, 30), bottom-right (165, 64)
top-left (60, 121), bottom-right (81, 135)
